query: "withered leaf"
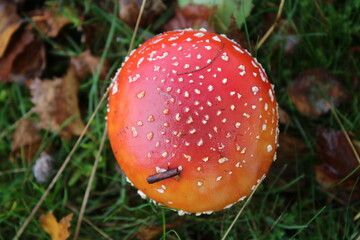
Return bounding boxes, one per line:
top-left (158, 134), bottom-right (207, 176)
top-left (315, 127), bottom-right (360, 201)
top-left (31, 9), bottom-right (71, 38)
top-left (39, 212), bottom-right (73, 240)
top-left (0, 2), bottom-right (23, 58)
top-left (30, 66), bottom-right (85, 140)
top-left (70, 49), bottom-right (109, 80)
top-left (10, 118), bottom-right (42, 162)
top-left (119, 0), bottom-right (167, 27)
top-left (0, 25), bottom-right (45, 84)
top-left (288, 68), bottom-right (348, 117)
top-left (163, 4), bottom-right (216, 32)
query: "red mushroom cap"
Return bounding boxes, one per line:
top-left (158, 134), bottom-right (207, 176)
top-left (107, 29), bottom-right (279, 214)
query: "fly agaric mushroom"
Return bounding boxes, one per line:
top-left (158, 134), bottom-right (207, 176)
top-left (107, 29), bottom-right (278, 215)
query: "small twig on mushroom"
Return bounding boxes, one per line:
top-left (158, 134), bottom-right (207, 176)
top-left (146, 168), bottom-right (182, 184)
top-left (177, 43), bottom-right (225, 75)
top-left (255, 0), bottom-right (285, 51)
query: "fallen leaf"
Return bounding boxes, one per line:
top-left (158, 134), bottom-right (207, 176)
top-left (0, 24), bottom-right (46, 84)
top-left (31, 9), bottom-right (71, 38)
top-left (39, 212), bottom-right (73, 240)
top-left (163, 4), bottom-right (216, 32)
top-left (0, 2), bottom-right (23, 58)
top-left (119, 0), bottom-right (167, 27)
top-left (33, 152), bottom-right (55, 184)
top-left (288, 68), bottom-right (348, 117)
top-left (30, 66), bottom-right (85, 140)
top-left (315, 127), bottom-right (360, 201)
top-left (10, 118), bottom-right (42, 162)
top-left (70, 49), bottom-right (109, 80)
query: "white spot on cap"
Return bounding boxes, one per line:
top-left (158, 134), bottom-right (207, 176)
top-left (205, 46), bottom-right (212, 50)
top-left (212, 36), bottom-right (221, 42)
top-left (186, 116), bottom-right (194, 124)
top-left (221, 53), bottom-right (229, 61)
top-left (137, 57), bottom-right (144, 68)
top-left (222, 78), bottom-right (228, 84)
top-left (131, 127), bottom-right (137, 137)
top-left (147, 115), bottom-right (155, 122)
top-left (156, 188), bottom-right (165, 193)
top-left (137, 121), bottom-right (143, 126)
top-left (147, 132), bottom-right (153, 140)
top-left (197, 181), bottom-right (203, 186)
top-left (233, 45), bottom-right (244, 53)
top-left (168, 36), bottom-right (179, 41)
top-left (267, 145), bottom-right (273, 152)
top-left (137, 190), bottom-right (147, 199)
top-left (208, 85), bottom-right (214, 91)
top-left (252, 86), bottom-right (259, 95)
top-left (269, 89), bottom-right (274, 102)
top-left (197, 139), bottom-right (204, 146)
top-left (235, 122), bottom-right (241, 128)
top-left (194, 32), bottom-right (205, 37)
top-left (183, 154), bottom-right (192, 161)
top-left (137, 91), bottom-right (145, 99)
top-left (189, 129), bottom-right (197, 134)
top-left (162, 152), bottom-right (168, 158)
top-left (129, 73), bottom-right (140, 82)
top-left (218, 157), bottom-right (228, 164)
top-left (216, 176), bottom-right (222, 181)
top-left (175, 113), bottom-right (181, 121)
top-left (202, 157), bottom-right (209, 162)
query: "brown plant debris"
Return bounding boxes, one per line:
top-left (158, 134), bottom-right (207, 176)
top-left (30, 66), bottom-right (85, 140)
top-left (288, 68), bottom-right (348, 117)
top-left (39, 212), bottom-right (73, 240)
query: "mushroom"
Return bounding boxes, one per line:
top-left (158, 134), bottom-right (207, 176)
top-left (107, 29), bottom-right (279, 214)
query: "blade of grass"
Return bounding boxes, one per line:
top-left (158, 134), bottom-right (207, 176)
top-left (73, 125), bottom-right (108, 240)
top-left (220, 176), bottom-right (265, 240)
top-left (256, 0), bottom-right (285, 50)
top-left (66, 203), bottom-right (114, 240)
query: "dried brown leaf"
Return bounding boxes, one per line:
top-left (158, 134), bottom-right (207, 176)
top-left (0, 24), bottom-right (45, 84)
top-left (10, 118), bottom-right (42, 162)
top-left (30, 66), bottom-right (85, 140)
top-left (163, 4), bottom-right (216, 32)
top-left (0, 2), bottom-right (22, 57)
top-left (31, 9), bottom-right (71, 38)
top-left (39, 212), bottom-right (73, 240)
top-left (119, 0), bottom-right (167, 27)
top-left (70, 49), bottom-right (109, 80)
top-left (315, 127), bottom-right (360, 200)
top-left (288, 68), bottom-right (348, 117)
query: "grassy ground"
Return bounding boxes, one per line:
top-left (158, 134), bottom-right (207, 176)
top-left (1, 0), bottom-right (359, 239)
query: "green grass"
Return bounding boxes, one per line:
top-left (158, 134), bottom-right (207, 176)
top-left (1, 0), bottom-right (360, 239)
